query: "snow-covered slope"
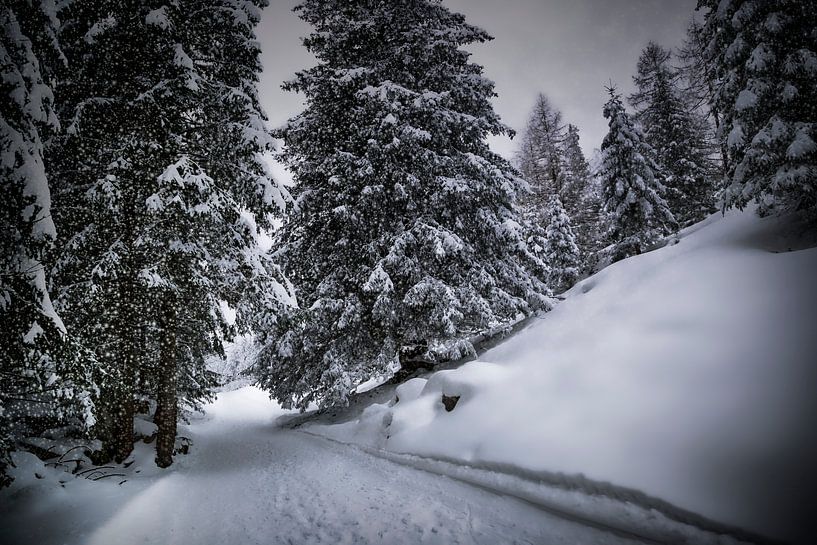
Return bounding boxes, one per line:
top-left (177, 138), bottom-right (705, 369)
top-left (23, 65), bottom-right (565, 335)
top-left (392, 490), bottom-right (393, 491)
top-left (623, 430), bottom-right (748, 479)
top-left (307, 209), bottom-right (817, 544)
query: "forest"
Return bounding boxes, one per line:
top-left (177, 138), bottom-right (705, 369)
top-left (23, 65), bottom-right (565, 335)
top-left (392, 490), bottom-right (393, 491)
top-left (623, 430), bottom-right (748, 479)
top-left (1, 1), bottom-right (816, 544)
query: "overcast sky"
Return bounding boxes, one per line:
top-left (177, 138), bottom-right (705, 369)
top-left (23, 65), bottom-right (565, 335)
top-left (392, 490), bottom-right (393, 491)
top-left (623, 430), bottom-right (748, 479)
top-left (256, 0), bottom-right (699, 163)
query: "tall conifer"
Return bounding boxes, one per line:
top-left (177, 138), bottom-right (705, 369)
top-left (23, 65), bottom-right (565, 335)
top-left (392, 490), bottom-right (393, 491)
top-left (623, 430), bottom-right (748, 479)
top-left (1, 0), bottom-right (93, 487)
top-left (630, 42), bottom-right (715, 226)
top-left (599, 87), bottom-right (676, 261)
top-left (696, 0), bottom-right (816, 216)
top-left (257, 0), bottom-right (549, 410)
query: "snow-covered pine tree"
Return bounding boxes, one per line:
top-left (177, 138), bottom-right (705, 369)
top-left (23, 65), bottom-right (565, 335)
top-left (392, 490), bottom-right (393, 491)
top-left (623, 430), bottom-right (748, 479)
top-left (599, 86), bottom-right (676, 261)
top-left (629, 42), bottom-right (715, 227)
top-left (49, 0), bottom-right (155, 464)
top-left (560, 124), bottom-right (601, 262)
top-left (1, 0), bottom-right (93, 487)
top-left (183, 0), bottom-right (291, 334)
top-left (50, 0), bottom-right (180, 464)
top-left (515, 93), bottom-right (567, 218)
top-left (696, 0), bottom-right (817, 216)
top-left (142, 0), bottom-right (291, 467)
top-left (257, 0), bottom-right (550, 410)
top-left (543, 195), bottom-right (580, 293)
top-left (50, 0), bottom-right (290, 466)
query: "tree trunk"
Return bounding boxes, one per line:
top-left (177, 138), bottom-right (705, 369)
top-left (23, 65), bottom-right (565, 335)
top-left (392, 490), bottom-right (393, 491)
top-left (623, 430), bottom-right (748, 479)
top-left (155, 298), bottom-right (177, 468)
top-left (112, 386), bottom-right (134, 463)
top-left (110, 186), bottom-right (140, 463)
top-left (100, 271), bottom-right (137, 464)
top-left (94, 390), bottom-right (121, 464)
top-left (153, 392), bottom-right (163, 428)
top-left (118, 270), bottom-right (138, 463)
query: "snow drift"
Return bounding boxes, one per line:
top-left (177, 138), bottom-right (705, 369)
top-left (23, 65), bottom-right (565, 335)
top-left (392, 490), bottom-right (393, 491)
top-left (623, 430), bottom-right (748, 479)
top-left (307, 209), bottom-right (817, 544)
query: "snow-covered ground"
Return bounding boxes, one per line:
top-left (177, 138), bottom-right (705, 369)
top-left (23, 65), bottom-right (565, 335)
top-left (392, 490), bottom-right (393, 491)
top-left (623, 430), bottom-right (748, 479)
top-left (0, 387), bottom-right (730, 545)
top-left (2, 209), bottom-right (813, 545)
top-left (306, 209), bottom-right (817, 544)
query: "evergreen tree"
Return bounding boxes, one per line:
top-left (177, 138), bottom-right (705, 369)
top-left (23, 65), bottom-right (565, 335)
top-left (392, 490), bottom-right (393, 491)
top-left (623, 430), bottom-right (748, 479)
top-left (50, 0), bottom-right (185, 464)
top-left (144, 0), bottom-right (291, 468)
top-left (560, 124), bottom-right (601, 262)
top-left (257, 0), bottom-right (550, 410)
top-left (582, 149), bottom-right (609, 273)
top-left (630, 42), bottom-right (715, 226)
top-left (543, 195), bottom-right (580, 293)
top-left (599, 86), bottom-right (676, 261)
top-left (696, 0), bottom-right (817, 216)
top-left (50, 0), bottom-right (289, 466)
top-left (1, 0), bottom-right (93, 487)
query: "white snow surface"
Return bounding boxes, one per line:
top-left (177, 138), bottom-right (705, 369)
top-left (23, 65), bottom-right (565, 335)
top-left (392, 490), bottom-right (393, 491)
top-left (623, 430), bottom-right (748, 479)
top-left (307, 209), bottom-right (817, 544)
top-left (0, 387), bottom-right (717, 545)
top-left (2, 210), bottom-right (814, 545)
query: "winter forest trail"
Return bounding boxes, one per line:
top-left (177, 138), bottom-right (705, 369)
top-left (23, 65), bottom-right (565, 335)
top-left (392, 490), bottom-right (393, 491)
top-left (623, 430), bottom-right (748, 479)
top-left (87, 388), bottom-right (654, 545)
top-left (2, 387), bottom-right (655, 545)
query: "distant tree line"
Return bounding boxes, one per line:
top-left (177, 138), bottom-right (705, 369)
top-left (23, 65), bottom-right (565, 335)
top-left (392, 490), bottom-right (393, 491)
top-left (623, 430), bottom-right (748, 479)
top-left (517, 0), bottom-right (815, 274)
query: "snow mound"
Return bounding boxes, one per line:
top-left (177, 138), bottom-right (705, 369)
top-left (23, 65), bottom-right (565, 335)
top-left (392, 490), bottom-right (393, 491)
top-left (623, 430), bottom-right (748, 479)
top-left (395, 377), bottom-right (427, 403)
top-left (306, 209), bottom-right (817, 544)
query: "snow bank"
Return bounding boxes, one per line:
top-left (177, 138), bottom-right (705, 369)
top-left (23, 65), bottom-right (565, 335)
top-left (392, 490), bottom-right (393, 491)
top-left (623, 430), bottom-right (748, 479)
top-left (306, 209), bottom-right (817, 544)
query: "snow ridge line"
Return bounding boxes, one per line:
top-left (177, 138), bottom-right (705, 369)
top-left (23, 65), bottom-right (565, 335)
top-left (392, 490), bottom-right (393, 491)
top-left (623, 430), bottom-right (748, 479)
top-left (298, 429), bottom-right (777, 545)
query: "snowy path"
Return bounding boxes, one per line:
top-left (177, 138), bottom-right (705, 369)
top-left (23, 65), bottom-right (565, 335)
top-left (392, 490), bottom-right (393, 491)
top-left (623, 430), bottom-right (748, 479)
top-left (84, 389), bottom-right (643, 545)
top-left (2, 387), bottom-right (646, 545)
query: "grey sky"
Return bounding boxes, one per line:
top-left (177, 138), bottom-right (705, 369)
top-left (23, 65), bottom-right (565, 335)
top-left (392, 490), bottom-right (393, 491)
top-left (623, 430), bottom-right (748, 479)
top-left (257, 0), bottom-right (699, 162)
